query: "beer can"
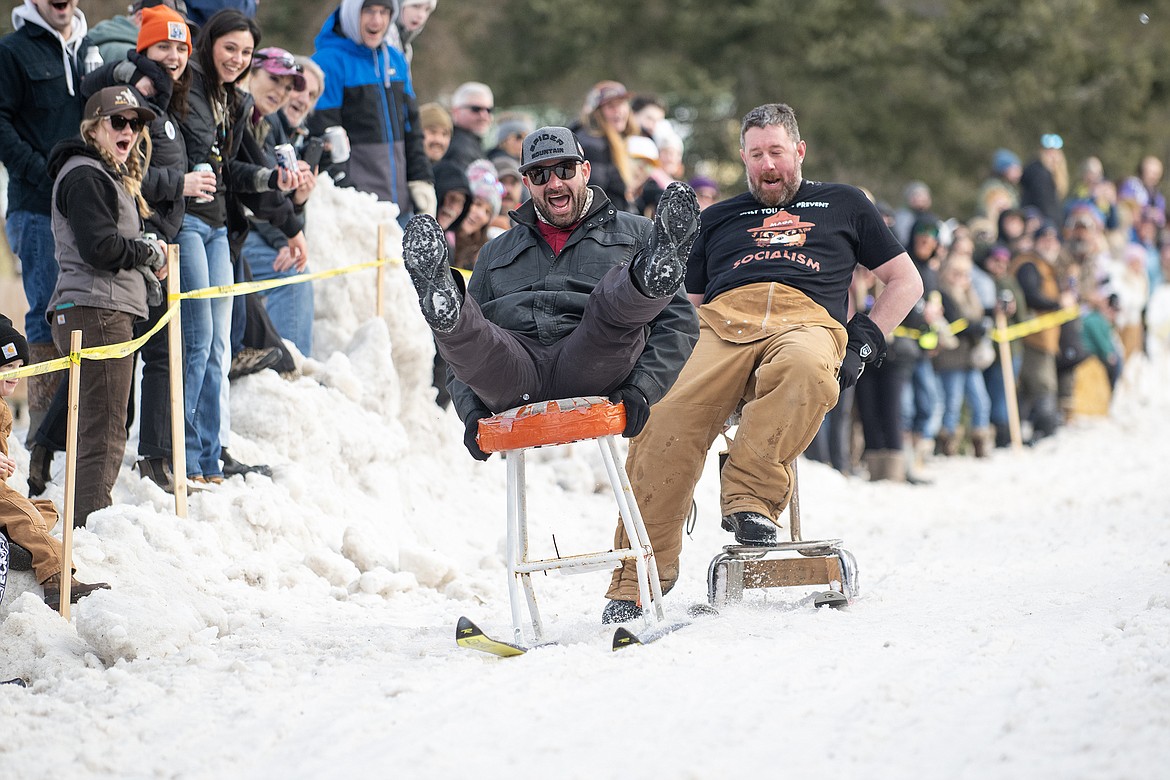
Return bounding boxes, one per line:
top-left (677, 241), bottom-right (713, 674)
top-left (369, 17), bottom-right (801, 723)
top-left (274, 143), bottom-right (297, 173)
top-left (323, 125), bottom-right (350, 163)
top-left (193, 163), bottom-right (214, 203)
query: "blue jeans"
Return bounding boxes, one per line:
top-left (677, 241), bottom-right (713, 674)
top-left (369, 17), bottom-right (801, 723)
top-left (902, 356), bottom-right (941, 438)
top-left (242, 231), bottom-right (314, 356)
top-left (7, 210), bottom-right (57, 343)
top-left (936, 368), bottom-right (991, 432)
top-left (177, 214), bottom-right (232, 478)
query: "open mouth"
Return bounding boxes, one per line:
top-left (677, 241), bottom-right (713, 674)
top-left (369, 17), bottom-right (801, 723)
top-left (51, 1), bottom-right (69, 10)
top-left (545, 190), bottom-right (571, 211)
top-left (115, 138), bottom-right (132, 155)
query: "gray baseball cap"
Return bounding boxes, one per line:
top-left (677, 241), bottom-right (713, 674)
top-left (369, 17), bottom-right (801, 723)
top-left (519, 126), bottom-right (586, 173)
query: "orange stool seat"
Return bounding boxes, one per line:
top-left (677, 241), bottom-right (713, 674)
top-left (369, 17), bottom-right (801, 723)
top-left (477, 396), bottom-right (626, 453)
top-left (475, 395), bottom-right (664, 645)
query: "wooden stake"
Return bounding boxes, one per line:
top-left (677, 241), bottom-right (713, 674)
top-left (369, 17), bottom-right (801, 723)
top-left (995, 309), bottom-right (1024, 451)
top-left (376, 224), bottom-right (386, 319)
top-left (59, 329), bottom-right (82, 617)
top-left (166, 244), bottom-right (188, 516)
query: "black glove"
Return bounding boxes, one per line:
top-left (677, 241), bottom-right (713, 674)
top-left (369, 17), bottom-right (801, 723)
top-left (462, 408), bottom-right (493, 461)
top-left (608, 384), bottom-right (650, 438)
top-left (838, 312), bottom-right (886, 391)
top-left (126, 50), bottom-right (173, 110)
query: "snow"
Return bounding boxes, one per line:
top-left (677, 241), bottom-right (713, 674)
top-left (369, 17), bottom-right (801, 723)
top-left (2, 176), bottom-right (1169, 778)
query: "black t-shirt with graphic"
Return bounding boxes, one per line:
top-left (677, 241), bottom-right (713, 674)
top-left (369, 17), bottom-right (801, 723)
top-left (686, 180), bottom-right (905, 325)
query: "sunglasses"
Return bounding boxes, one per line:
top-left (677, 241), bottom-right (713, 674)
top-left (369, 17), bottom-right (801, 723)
top-left (252, 50), bottom-right (303, 73)
top-left (525, 161), bottom-right (579, 186)
top-left (106, 115), bottom-right (145, 132)
top-left (461, 105), bottom-right (493, 115)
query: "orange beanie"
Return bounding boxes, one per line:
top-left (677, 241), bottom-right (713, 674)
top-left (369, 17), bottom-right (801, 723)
top-left (136, 6), bottom-right (191, 53)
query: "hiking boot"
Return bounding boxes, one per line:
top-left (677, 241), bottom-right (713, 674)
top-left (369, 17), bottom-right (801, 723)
top-left (221, 449), bottom-right (272, 478)
top-left (27, 443), bottom-right (53, 497)
top-left (402, 214), bottom-right (461, 333)
top-left (720, 511), bottom-right (778, 545)
top-left (135, 457), bottom-right (174, 493)
top-left (41, 573), bottom-right (110, 609)
top-left (601, 599), bottom-right (643, 624)
top-left (229, 346), bottom-right (282, 380)
top-left (634, 181), bottom-right (700, 298)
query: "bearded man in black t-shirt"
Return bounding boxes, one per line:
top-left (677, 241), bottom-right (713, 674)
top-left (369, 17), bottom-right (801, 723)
top-left (602, 103), bottom-right (924, 624)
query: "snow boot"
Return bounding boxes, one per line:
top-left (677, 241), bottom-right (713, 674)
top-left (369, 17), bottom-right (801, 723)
top-left (41, 573), bottom-right (110, 609)
top-left (601, 599), bottom-right (642, 624)
top-left (634, 181), bottom-right (700, 298)
top-left (971, 427), bottom-right (992, 458)
top-left (402, 214), bottom-right (462, 333)
top-left (221, 449), bottom-right (272, 478)
top-left (135, 457), bottom-right (175, 493)
top-left (26, 443), bottom-right (52, 497)
top-left (1, 678), bottom-right (26, 687)
top-left (720, 511), bottom-right (778, 545)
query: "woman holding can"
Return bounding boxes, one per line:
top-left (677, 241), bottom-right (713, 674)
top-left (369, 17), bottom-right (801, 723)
top-left (175, 10), bottom-right (300, 483)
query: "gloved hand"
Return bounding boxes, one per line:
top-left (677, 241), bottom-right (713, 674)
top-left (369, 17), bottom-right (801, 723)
top-left (137, 237), bottom-right (167, 271)
top-left (608, 384), bottom-right (650, 438)
top-left (408, 180), bottom-right (438, 218)
top-left (126, 50), bottom-right (174, 109)
top-left (463, 407), bottom-right (493, 461)
top-left (838, 312), bottom-right (886, 391)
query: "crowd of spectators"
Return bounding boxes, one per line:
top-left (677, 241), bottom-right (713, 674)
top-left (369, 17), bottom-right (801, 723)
top-left (1, 0), bottom-right (1168, 616)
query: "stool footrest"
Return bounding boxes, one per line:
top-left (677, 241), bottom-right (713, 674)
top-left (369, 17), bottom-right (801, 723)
top-left (514, 548), bottom-right (642, 575)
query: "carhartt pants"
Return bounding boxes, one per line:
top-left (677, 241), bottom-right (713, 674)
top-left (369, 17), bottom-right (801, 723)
top-left (607, 283), bottom-right (845, 601)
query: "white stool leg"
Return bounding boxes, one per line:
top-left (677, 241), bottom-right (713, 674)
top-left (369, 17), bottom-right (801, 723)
top-left (599, 435), bottom-right (664, 623)
top-left (514, 448), bottom-right (544, 643)
top-left (506, 450), bottom-right (541, 644)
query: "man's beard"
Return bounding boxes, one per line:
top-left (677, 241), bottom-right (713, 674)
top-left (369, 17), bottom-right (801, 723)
top-left (747, 167), bottom-right (802, 207)
top-left (534, 185), bottom-right (590, 228)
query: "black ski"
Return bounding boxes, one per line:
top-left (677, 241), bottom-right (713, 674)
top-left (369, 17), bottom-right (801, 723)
top-left (455, 616), bottom-right (527, 657)
top-left (611, 603), bottom-right (719, 650)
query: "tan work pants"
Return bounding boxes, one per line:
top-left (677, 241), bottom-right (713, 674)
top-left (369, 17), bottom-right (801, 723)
top-left (607, 283), bottom-right (845, 601)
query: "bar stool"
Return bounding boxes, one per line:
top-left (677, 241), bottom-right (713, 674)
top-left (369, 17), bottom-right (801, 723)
top-left (477, 396), bottom-right (666, 645)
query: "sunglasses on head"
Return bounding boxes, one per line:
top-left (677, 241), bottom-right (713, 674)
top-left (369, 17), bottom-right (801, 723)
top-left (106, 115), bottom-right (144, 132)
top-left (252, 51), bottom-right (302, 73)
top-left (525, 161), bottom-right (579, 186)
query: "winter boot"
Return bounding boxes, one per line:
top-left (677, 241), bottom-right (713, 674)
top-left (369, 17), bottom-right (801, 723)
top-left (994, 423), bottom-right (1012, 449)
top-left (633, 181), bottom-right (700, 298)
top-left (720, 511), bottom-right (778, 545)
top-left (1, 678), bottom-right (26, 687)
top-left (971, 427), bottom-right (992, 458)
top-left (402, 214), bottom-right (462, 333)
top-left (41, 573), bottom-right (110, 609)
top-left (26, 443), bottom-right (53, 497)
top-left (933, 430), bottom-right (952, 457)
top-left (881, 450), bottom-right (907, 482)
top-left (135, 457), bottom-right (175, 493)
top-left (221, 449), bottom-right (272, 478)
top-left (601, 599), bottom-right (642, 624)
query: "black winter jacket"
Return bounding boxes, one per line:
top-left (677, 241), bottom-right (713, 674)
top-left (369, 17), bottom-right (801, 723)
top-left (449, 186), bottom-right (699, 421)
top-left (0, 23), bottom-right (91, 214)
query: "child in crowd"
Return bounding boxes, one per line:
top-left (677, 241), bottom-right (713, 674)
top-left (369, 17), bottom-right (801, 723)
top-left (0, 315), bottom-right (109, 609)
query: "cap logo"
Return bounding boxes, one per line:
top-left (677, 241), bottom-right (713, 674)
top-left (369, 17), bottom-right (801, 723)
top-left (2, 343), bottom-right (15, 360)
top-left (168, 21), bottom-right (188, 42)
top-left (114, 88), bottom-right (140, 109)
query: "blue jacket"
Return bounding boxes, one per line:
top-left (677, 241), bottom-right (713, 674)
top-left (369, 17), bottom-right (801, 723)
top-left (309, 5), bottom-right (430, 209)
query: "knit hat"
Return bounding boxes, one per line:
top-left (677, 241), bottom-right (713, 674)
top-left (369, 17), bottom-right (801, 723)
top-left (992, 148), bottom-right (1020, 175)
top-left (131, 0), bottom-right (181, 12)
top-left (84, 86), bottom-right (157, 124)
top-left (0, 314), bottom-right (29, 367)
top-left (137, 5), bottom-right (191, 53)
top-left (519, 126), bottom-right (585, 173)
top-left (493, 156), bottom-right (521, 183)
top-left (419, 101), bottom-right (452, 132)
top-left (362, 0), bottom-right (394, 8)
top-left (467, 159), bottom-right (502, 218)
top-left (584, 80), bottom-right (628, 114)
top-left (252, 48), bottom-right (306, 92)
top-left (494, 112), bottom-right (534, 143)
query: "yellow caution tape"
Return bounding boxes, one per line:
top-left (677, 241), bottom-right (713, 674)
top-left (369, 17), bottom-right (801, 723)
top-left (893, 307), bottom-right (1079, 346)
top-left (1, 252), bottom-right (398, 381)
